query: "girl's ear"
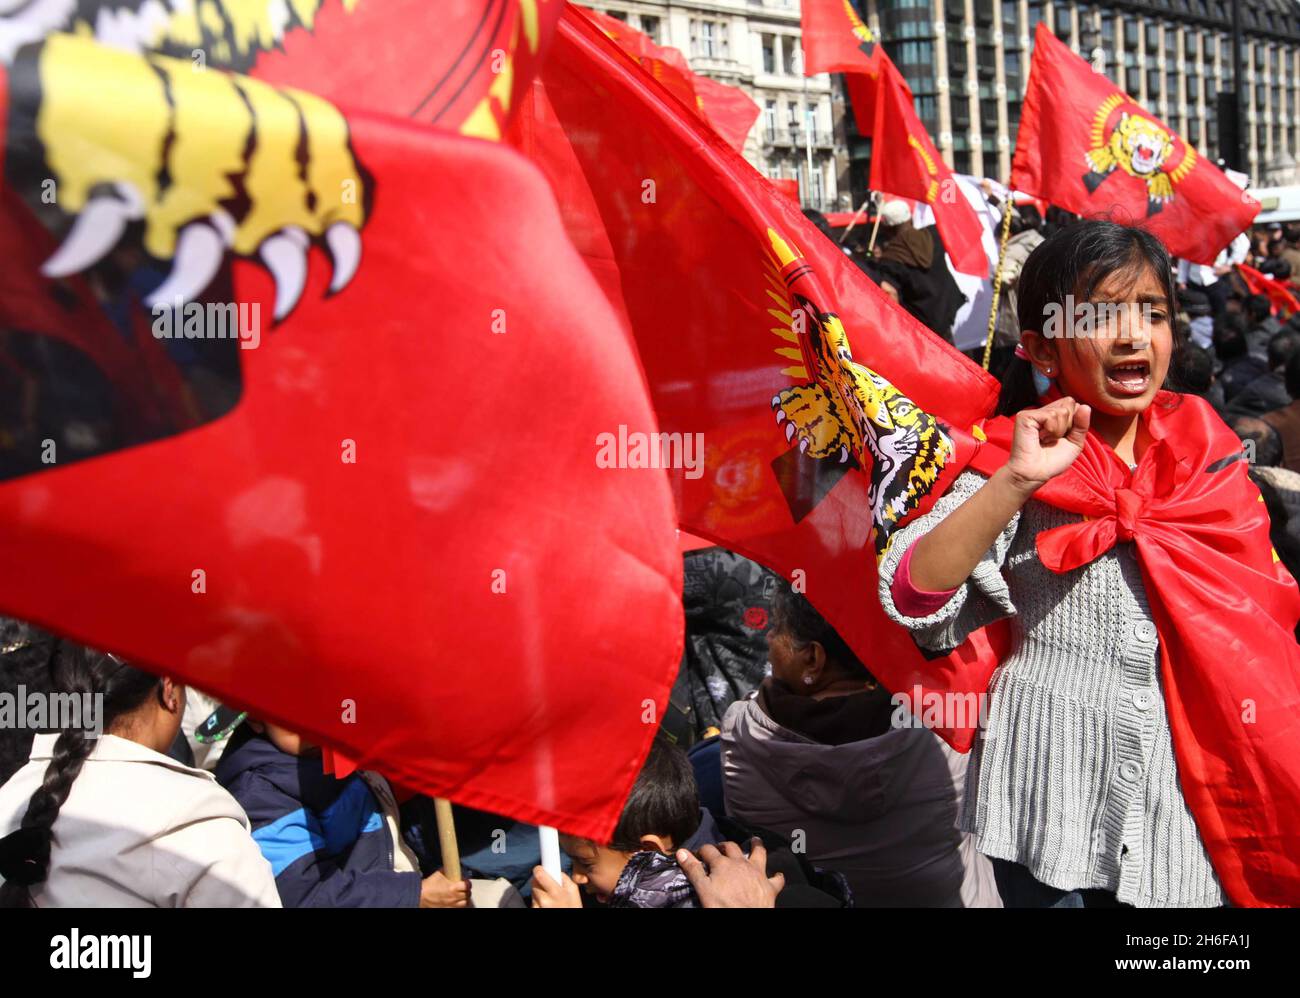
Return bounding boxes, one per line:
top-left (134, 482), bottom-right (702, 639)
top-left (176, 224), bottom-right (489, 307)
top-left (1021, 330), bottom-right (1060, 377)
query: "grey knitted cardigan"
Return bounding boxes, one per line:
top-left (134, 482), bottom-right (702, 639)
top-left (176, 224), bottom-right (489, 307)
top-left (878, 469), bottom-right (1226, 907)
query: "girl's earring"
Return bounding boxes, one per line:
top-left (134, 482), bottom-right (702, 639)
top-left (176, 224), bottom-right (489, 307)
top-left (803, 675), bottom-right (815, 686)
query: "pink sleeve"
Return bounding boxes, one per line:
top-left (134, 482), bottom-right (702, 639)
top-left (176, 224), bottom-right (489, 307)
top-left (890, 545), bottom-right (959, 617)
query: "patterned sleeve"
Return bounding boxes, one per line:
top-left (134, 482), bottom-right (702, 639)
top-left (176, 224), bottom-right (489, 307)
top-left (877, 470), bottom-right (1019, 653)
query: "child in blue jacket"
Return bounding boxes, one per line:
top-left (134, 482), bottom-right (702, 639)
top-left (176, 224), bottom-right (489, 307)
top-left (216, 720), bottom-right (468, 908)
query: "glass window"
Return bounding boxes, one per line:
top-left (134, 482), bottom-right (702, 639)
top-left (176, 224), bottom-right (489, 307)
top-left (899, 40), bottom-right (934, 65)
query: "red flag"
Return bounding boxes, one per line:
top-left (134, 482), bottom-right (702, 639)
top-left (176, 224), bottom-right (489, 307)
top-left (691, 74), bottom-right (762, 155)
top-left (771, 178), bottom-right (801, 203)
top-left (1013, 23), bottom-right (1259, 265)
top-left (0, 1), bottom-right (681, 842)
top-left (576, 6), bottom-right (759, 154)
top-left (511, 8), bottom-right (1002, 739)
top-left (802, 0), bottom-right (882, 76)
top-left (853, 59), bottom-right (989, 278)
top-left (799, 2), bottom-right (986, 277)
top-left (1238, 263), bottom-right (1300, 316)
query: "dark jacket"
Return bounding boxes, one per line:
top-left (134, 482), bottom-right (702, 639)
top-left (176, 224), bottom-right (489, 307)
top-left (721, 681), bottom-right (1002, 907)
top-left (215, 729), bottom-right (421, 908)
top-left (663, 548), bottom-right (781, 746)
top-left (605, 806), bottom-right (851, 908)
top-left (1220, 354), bottom-right (1271, 403)
top-left (1227, 370), bottom-right (1291, 417)
top-left (872, 226), bottom-right (966, 339)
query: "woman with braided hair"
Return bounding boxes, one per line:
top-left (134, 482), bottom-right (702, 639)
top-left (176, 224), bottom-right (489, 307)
top-left (0, 638), bottom-right (279, 907)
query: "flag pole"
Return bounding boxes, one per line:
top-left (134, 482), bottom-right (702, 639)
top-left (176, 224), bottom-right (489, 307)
top-left (865, 193), bottom-right (885, 255)
top-left (982, 194), bottom-right (1016, 371)
top-left (838, 195), bottom-right (873, 244)
top-left (433, 797), bottom-right (461, 881)
top-left (539, 825), bottom-right (563, 883)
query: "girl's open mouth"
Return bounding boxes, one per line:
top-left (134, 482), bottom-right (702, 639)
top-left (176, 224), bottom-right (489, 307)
top-left (1106, 360), bottom-right (1151, 396)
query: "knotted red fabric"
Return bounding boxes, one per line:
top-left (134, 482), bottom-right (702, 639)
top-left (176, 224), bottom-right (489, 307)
top-left (963, 391), bottom-right (1300, 906)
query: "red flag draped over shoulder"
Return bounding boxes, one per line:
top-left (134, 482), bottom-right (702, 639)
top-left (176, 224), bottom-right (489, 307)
top-left (511, 5), bottom-right (1005, 749)
top-left (965, 394), bottom-right (1300, 907)
top-left (1013, 23), bottom-right (1259, 264)
top-left (0, 0), bottom-right (681, 842)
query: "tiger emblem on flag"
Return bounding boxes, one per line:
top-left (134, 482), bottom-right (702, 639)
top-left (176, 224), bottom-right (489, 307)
top-left (2, 1), bottom-right (540, 320)
top-left (764, 230), bottom-right (953, 554)
top-left (1082, 95), bottom-right (1195, 215)
top-left (841, 0), bottom-right (877, 58)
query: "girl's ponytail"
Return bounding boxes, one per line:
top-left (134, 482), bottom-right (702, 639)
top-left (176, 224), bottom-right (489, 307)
top-left (0, 643), bottom-right (160, 907)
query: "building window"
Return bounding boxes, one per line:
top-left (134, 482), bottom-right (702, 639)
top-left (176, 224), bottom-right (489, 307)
top-left (762, 34), bottom-right (776, 74)
top-left (690, 19), bottom-right (728, 59)
top-left (764, 100), bottom-right (777, 140)
top-left (639, 15), bottom-right (661, 44)
top-left (898, 40), bottom-right (934, 66)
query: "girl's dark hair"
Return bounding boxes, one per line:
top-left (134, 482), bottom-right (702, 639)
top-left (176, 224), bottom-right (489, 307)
top-left (0, 641), bottom-right (160, 907)
top-left (770, 585), bottom-right (874, 683)
top-left (996, 219), bottom-right (1180, 416)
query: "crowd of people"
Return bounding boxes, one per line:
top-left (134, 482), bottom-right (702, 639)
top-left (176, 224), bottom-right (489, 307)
top-left (2, 214), bottom-right (1298, 908)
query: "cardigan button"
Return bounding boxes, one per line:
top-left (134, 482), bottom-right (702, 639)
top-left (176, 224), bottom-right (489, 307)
top-left (1132, 691), bottom-right (1155, 711)
top-left (1119, 761), bottom-right (1142, 782)
top-left (1135, 621), bottom-right (1157, 642)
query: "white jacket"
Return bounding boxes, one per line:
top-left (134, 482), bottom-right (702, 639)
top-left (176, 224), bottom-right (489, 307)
top-left (0, 733), bottom-right (280, 907)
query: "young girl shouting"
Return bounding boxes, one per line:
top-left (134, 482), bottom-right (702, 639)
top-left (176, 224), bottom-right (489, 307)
top-left (879, 220), bottom-right (1300, 908)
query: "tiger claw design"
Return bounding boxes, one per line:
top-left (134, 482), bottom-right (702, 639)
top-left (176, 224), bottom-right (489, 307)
top-left (23, 33), bottom-right (369, 321)
top-left (145, 214), bottom-right (235, 309)
top-left (260, 227), bottom-right (311, 322)
top-left (325, 222), bottom-right (362, 295)
top-left (41, 182), bottom-right (143, 278)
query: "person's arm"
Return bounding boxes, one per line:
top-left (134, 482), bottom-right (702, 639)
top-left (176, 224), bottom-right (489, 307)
top-left (157, 812), bottom-right (284, 908)
top-left (908, 397), bottom-right (1090, 592)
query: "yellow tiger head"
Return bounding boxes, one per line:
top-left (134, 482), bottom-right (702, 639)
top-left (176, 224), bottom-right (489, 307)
top-left (795, 294), bottom-right (953, 539)
top-left (1111, 112), bottom-right (1173, 180)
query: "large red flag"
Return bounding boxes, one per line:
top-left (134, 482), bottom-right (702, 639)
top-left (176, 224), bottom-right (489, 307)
top-left (577, 6), bottom-right (759, 154)
top-left (802, 0), bottom-right (882, 76)
top-left (0, 0), bottom-right (682, 842)
top-left (511, 7), bottom-right (1003, 740)
top-left (1013, 23), bottom-right (1259, 264)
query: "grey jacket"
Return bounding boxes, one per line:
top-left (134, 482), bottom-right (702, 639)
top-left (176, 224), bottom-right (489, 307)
top-left (720, 695), bottom-right (1002, 907)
